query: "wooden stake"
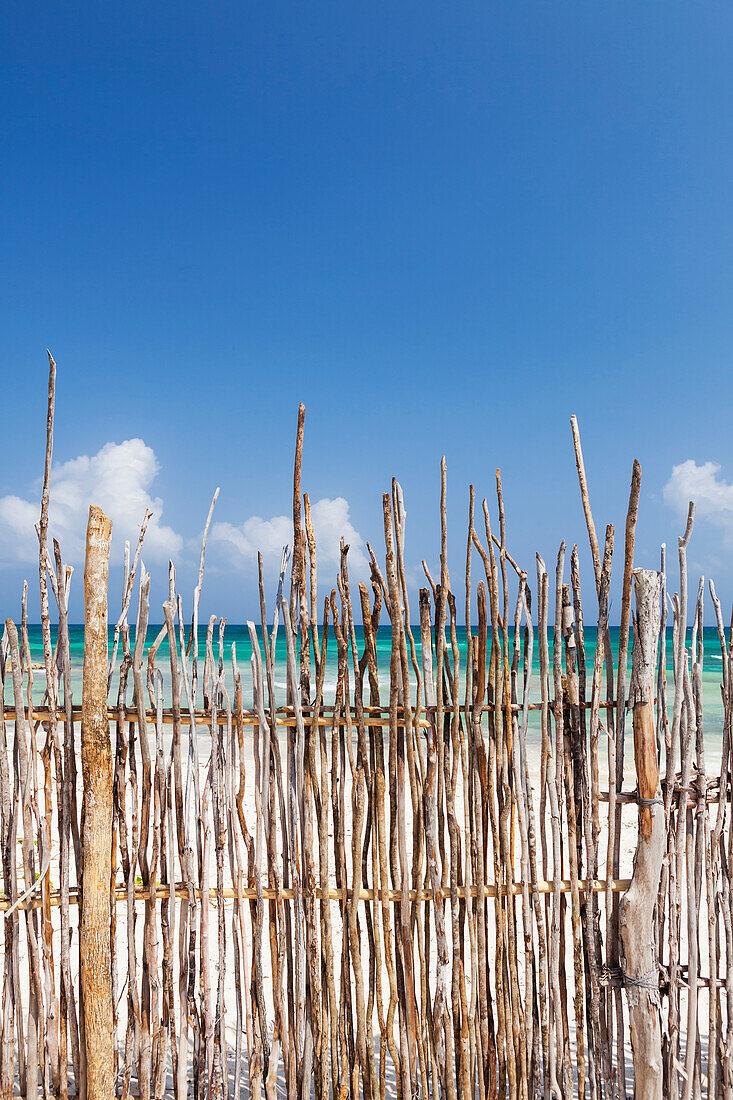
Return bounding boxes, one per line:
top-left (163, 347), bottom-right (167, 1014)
top-left (80, 506), bottom-right (114, 1100)
top-left (619, 568), bottom-right (663, 1100)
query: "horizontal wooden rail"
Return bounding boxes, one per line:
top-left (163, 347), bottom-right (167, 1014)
top-left (0, 877), bottom-right (632, 912)
top-left (7, 703), bottom-right (431, 728)
top-left (4, 698), bottom-right (617, 729)
top-left (600, 785), bottom-right (722, 805)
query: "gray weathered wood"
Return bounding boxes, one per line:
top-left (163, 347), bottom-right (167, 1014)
top-left (619, 569), bottom-right (664, 1100)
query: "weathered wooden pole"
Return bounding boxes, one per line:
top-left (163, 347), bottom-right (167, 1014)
top-left (619, 567), bottom-right (663, 1100)
top-left (80, 505), bottom-right (114, 1100)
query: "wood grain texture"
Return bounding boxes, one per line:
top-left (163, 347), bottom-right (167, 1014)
top-left (80, 506), bottom-right (114, 1100)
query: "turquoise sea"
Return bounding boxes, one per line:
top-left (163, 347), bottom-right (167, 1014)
top-left (7, 624), bottom-right (729, 741)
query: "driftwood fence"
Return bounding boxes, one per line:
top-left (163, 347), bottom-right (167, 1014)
top-left (1, 360), bottom-right (732, 1100)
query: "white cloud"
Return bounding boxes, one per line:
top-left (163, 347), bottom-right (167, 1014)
top-left (663, 460), bottom-right (733, 544)
top-left (0, 439), bottom-right (182, 566)
top-left (212, 496), bottom-right (368, 574)
top-left (212, 514), bottom-right (293, 562)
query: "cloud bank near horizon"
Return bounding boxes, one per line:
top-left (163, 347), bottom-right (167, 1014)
top-left (0, 439), bottom-right (182, 566)
top-left (0, 439), bottom-right (368, 587)
top-left (663, 459), bottom-right (733, 547)
top-left (211, 495), bottom-right (368, 575)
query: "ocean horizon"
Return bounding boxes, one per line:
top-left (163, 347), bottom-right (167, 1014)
top-left (7, 622), bottom-right (728, 737)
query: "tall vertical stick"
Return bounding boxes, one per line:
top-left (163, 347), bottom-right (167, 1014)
top-left (619, 568), bottom-right (664, 1100)
top-left (80, 505), bottom-right (114, 1100)
top-left (36, 352), bottom-right (60, 1096)
top-left (37, 352), bottom-right (57, 721)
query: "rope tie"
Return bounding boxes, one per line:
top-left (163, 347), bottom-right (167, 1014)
top-left (600, 964), bottom-right (660, 990)
top-left (621, 968), bottom-right (659, 991)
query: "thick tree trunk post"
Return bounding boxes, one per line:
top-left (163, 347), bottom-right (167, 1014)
top-left (619, 568), bottom-right (663, 1100)
top-left (80, 506), bottom-right (114, 1100)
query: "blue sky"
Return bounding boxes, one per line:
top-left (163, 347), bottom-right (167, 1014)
top-left (2, 2), bottom-right (733, 622)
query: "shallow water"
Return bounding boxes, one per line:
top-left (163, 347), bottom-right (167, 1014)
top-left (9, 623), bottom-right (728, 743)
